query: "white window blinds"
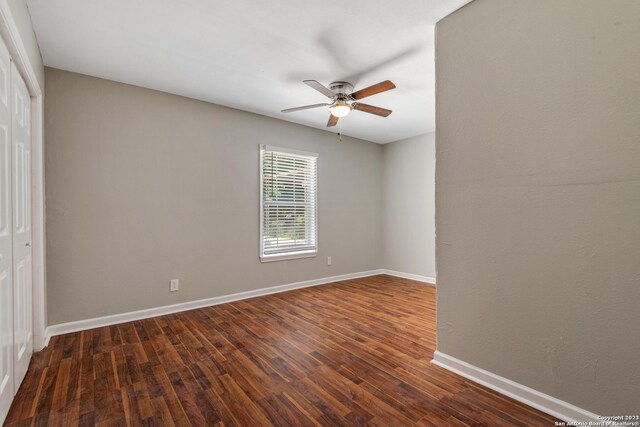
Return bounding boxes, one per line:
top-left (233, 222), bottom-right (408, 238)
top-left (260, 145), bottom-right (318, 260)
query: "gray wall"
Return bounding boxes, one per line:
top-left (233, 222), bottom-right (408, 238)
top-left (45, 67), bottom-right (383, 325)
top-left (436, 0), bottom-right (640, 415)
top-left (383, 133), bottom-right (435, 279)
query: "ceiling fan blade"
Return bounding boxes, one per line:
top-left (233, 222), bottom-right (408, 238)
top-left (351, 80), bottom-right (396, 100)
top-left (281, 103), bottom-right (329, 113)
top-left (303, 80), bottom-right (336, 99)
top-left (353, 103), bottom-right (392, 117)
top-left (327, 114), bottom-right (339, 127)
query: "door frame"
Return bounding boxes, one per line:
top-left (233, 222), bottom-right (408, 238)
top-left (0, 2), bottom-right (46, 351)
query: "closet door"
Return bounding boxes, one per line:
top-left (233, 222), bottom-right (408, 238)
top-left (0, 36), bottom-right (14, 423)
top-left (11, 62), bottom-right (31, 389)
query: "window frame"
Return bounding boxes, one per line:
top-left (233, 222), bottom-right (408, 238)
top-left (259, 145), bottom-right (318, 262)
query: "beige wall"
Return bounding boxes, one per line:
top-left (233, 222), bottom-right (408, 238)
top-left (383, 133), bottom-right (435, 279)
top-left (45, 67), bottom-right (383, 325)
top-left (436, 0), bottom-right (640, 415)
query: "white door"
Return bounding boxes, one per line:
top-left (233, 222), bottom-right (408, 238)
top-left (0, 36), bottom-right (14, 422)
top-left (10, 61), bottom-right (31, 389)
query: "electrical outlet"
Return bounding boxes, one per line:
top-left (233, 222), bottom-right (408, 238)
top-left (327, 256), bottom-right (332, 266)
top-left (170, 279), bottom-right (180, 292)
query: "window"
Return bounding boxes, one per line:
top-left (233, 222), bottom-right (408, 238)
top-left (260, 145), bottom-right (318, 262)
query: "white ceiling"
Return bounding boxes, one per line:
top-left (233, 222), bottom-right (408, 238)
top-left (26, 0), bottom-right (470, 143)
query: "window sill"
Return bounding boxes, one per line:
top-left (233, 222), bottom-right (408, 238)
top-left (260, 251), bottom-right (317, 263)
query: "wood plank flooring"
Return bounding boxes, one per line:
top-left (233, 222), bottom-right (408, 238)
top-left (5, 275), bottom-right (557, 426)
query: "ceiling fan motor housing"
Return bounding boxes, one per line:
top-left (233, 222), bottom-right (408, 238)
top-left (328, 81), bottom-right (354, 97)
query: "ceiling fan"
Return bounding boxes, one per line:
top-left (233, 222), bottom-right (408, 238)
top-left (281, 80), bottom-right (396, 127)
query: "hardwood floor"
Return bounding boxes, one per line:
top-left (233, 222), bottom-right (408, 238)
top-left (5, 275), bottom-right (557, 426)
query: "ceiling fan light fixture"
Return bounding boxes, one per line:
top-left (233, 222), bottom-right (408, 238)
top-left (329, 102), bottom-right (352, 118)
top-left (281, 80), bottom-right (395, 127)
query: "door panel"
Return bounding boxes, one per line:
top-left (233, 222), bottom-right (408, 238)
top-left (0, 270), bottom-right (11, 425)
top-left (0, 35), bottom-right (13, 425)
top-left (13, 260), bottom-right (24, 358)
top-left (11, 62), bottom-right (31, 390)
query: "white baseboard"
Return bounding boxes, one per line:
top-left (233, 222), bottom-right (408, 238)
top-left (381, 269), bottom-right (436, 285)
top-left (432, 351), bottom-right (599, 423)
top-left (44, 269), bottom-right (385, 345)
